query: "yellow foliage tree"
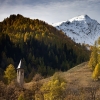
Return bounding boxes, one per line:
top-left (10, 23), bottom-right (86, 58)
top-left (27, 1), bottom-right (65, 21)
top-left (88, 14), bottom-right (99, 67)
top-left (89, 37), bottom-right (100, 70)
top-left (88, 44), bottom-right (98, 70)
top-left (24, 32), bottom-right (30, 43)
top-left (18, 92), bottom-right (25, 100)
top-left (92, 63), bottom-right (100, 80)
top-left (4, 64), bottom-right (16, 83)
top-left (41, 73), bottom-right (67, 100)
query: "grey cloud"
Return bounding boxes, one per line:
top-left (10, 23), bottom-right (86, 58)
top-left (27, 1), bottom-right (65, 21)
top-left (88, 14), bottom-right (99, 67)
top-left (0, 0), bottom-right (100, 24)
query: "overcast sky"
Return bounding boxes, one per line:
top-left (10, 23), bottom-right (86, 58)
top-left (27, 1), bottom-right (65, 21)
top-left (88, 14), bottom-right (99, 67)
top-left (0, 0), bottom-right (100, 24)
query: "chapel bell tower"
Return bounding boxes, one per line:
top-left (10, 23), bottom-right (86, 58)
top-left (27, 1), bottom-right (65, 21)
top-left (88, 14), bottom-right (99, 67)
top-left (17, 59), bottom-right (24, 87)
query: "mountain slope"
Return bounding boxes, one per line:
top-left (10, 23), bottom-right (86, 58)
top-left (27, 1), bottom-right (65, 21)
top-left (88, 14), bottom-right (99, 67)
top-left (0, 14), bottom-right (90, 81)
top-left (53, 15), bottom-right (100, 45)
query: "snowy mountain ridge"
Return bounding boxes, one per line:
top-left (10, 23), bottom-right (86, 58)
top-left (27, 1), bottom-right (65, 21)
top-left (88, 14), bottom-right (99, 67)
top-left (53, 15), bottom-right (100, 45)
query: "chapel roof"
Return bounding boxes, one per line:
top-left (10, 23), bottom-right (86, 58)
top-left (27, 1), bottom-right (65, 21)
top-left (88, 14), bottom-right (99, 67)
top-left (17, 59), bottom-right (24, 69)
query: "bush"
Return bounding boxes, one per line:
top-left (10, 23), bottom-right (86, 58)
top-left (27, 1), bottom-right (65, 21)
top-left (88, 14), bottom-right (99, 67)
top-left (0, 81), bottom-right (6, 98)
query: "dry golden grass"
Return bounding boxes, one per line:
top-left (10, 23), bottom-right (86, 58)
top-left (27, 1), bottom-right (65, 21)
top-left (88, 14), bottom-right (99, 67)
top-left (24, 62), bottom-right (100, 89)
top-left (62, 62), bottom-right (94, 87)
top-left (25, 62), bottom-right (97, 88)
top-left (24, 62), bottom-right (100, 99)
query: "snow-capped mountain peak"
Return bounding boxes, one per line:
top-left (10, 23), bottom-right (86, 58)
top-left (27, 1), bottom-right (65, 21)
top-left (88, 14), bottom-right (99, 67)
top-left (69, 15), bottom-right (91, 22)
top-left (53, 15), bottom-right (100, 45)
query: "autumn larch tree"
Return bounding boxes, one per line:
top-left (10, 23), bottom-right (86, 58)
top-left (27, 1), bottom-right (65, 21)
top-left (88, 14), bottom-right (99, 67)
top-left (92, 63), bottom-right (100, 80)
top-left (4, 64), bottom-right (16, 83)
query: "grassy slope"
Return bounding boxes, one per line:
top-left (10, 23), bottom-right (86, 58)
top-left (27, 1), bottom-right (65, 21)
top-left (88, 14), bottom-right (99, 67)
top-left (62, 62), bottom-right (94, 88)
top-left (24, 62), bottom-right (100, 90)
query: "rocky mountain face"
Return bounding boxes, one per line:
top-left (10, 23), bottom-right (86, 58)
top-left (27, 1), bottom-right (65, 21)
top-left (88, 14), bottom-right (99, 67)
top-left (53, 15), bottom-right (100, 45)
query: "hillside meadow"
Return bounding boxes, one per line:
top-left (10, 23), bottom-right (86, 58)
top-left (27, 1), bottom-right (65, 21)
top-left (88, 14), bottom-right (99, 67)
top-left (24, 62), bottom-right (100, 100)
